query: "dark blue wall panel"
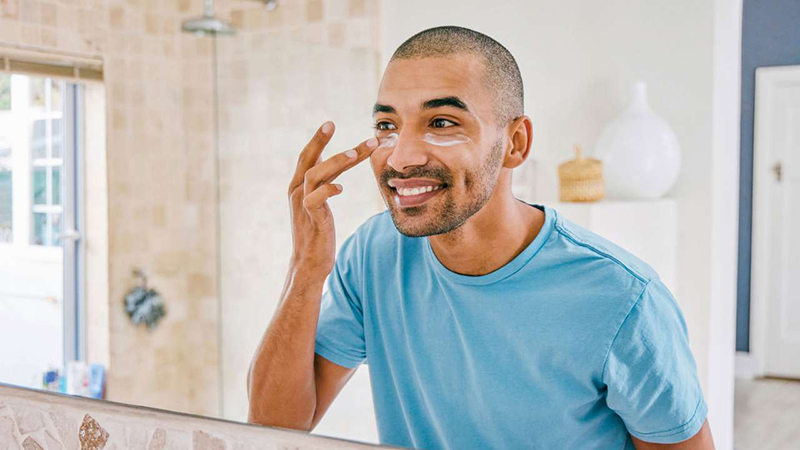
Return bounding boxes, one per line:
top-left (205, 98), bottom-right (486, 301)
top-left (738, 0), bottom-right (800, 352)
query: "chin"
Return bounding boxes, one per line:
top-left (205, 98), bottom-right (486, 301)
top-left (380, 187), bottom-right (465, 237)
top-left (391, 215), bottom-right (438, 237)
top-left (387, 202), bottom-right (466, 238)
top-left (383, 202), bottom-right (428, 236)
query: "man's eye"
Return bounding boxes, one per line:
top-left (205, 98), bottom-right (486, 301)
top-left (431, 118), bottom-right (457, 128)
top-left (375, 122), bottom-right (396, 131)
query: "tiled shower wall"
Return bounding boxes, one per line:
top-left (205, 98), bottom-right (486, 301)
top-left (212, 0), bottom-right (385, 433)
top-left (0, 0), bottom-right (220, 416)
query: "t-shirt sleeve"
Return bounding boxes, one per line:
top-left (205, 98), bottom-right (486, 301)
top-left (602, 278), bottom-right (708, 444)
top-left (314, 233), bottom-right (367, 369)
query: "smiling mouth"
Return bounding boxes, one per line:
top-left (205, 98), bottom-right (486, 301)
top-left (387, 182), bottom-right (446, 208)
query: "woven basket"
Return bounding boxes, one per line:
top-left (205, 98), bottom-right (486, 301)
top-left (558, 146), bottom-right (605, 202)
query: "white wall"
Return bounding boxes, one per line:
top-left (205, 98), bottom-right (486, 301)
top-left (382, 0), bottom-right (729, 444)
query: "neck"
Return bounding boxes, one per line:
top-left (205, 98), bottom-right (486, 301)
top-left (428, 177), bottom-right (545, 276)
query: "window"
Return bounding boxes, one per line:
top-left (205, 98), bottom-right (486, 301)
top-left (29, 78), bottom-right (65, 247)
top-left (0, 74), bottom-right (10, 110)
top-left (0, 143), bottom-right (10, 243)
top-left (0, 73), bottom-right (84, 388)
top-left (0, 74), bottom-right (11, 243)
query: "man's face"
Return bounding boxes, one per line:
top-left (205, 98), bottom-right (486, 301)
top-left (370, 55), bottom-right (506, 237)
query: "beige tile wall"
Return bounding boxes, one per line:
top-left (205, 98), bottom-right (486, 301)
top-left (212, 0), bottom-right (385, 423)
top-left (0, 0), bottom-right (220, 416)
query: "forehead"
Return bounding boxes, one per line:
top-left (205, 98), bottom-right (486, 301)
top-left (377, 55), bottom-right (492, 114)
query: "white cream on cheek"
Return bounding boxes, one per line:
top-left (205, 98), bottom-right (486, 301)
top-left (421, 133), bottom-right (470, 147)
top-left (378, 132), bottom-right (399, 148)
top-left (376, 132), bottom-right (470, 148)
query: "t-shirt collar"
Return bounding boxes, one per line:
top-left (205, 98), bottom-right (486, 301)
top-left (423, 203), bottom-right (556, 286)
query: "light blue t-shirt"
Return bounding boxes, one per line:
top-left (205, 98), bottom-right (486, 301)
top-left (315, 204), bottom-right (707, 449)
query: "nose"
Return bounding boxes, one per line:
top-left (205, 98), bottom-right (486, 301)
top-left (386, 130), bottom-right (429, 173)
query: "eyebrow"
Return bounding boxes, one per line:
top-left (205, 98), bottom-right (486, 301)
top-left (373, 103), bottom-right (396, 115)
top-left (372, 96), bottom-right (470, 116)
top-left (422, 96), bottom-right (469, 112)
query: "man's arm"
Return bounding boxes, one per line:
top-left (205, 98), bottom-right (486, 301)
top-left (309, 353), bottom-right (358, 429)
top-left (246, 122), bottom-right (377, 430)
top-left (246, 268), bottom-right (357, 430)
top-left (632, 420), bottom-right (715, 450)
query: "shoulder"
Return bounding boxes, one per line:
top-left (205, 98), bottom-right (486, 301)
top-left (547, 206), bottom-right (660, 286)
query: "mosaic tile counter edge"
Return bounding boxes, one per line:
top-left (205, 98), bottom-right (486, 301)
top-left (0, 383), bottom-right (402, 450)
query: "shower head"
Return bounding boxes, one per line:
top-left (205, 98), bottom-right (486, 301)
top-left (181, 16), bottom-right (235, 36)
top-left (182, 0), bottom-right (235, 36)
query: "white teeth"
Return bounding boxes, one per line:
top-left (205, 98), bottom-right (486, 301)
top-left (395, 185), bottom-right (443, 196)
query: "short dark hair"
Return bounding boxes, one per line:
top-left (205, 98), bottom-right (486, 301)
top-left (390, 26), bottom-right (524, 127)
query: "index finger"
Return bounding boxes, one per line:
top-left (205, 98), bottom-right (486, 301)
top-left (303, 137), bottom-right (379, 195)
top-left (289, 121), bottom-right (334, 192)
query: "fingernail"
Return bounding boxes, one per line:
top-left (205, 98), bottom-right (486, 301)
top-left (334, 184), bottom-right (343, 191)
top-left (322, 121), bottom-right (333, 134)
top-left (345, 149), bottom-right (358, 158)
top-left (366, 137), bottom-right (379, 148)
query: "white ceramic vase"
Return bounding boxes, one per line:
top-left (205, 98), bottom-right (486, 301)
top-left (594, 81), bottom-right (681, 199)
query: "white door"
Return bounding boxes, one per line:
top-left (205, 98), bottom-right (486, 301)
top-left (753, 65), bottom-right (800, 378)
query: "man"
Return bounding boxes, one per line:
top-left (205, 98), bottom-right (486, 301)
top-left (247, 26), bottom-right (715, 450)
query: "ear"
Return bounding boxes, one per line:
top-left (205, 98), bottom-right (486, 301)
top-left (502, 115), bottom-right (533, 169)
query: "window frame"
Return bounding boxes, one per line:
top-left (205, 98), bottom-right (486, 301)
top-left (62, 82), bottom-right (84, 363)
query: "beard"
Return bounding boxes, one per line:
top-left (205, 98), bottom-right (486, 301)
top-left (379, 138), bottom-right (504, 237)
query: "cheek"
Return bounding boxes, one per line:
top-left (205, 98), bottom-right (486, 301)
top-left (463, 172), bottom-right (473, 189)
top-left (440, 153), bottom-right (483, 192)
top-left (369, 150), bottom-right (390, 176)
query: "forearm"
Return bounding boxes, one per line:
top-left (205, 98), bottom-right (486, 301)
top-left (247, 266), bottom-right (327, 430)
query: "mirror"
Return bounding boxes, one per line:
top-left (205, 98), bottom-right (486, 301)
top-left (2, 1), bottom-right (798, 449)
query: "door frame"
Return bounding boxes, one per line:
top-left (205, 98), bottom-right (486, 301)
top-left (749, 64), bottom-right (800, 378)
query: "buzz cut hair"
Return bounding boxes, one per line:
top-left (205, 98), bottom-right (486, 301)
top-left (390, 25), bottom-right (524, 127)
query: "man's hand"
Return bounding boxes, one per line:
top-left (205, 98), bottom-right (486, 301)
top-left (287, 121), bottom-right (379, 279)
top-left (631, 419), bottom-right (715, 449)
top-left (246, 123), bottom-right (379, 430)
